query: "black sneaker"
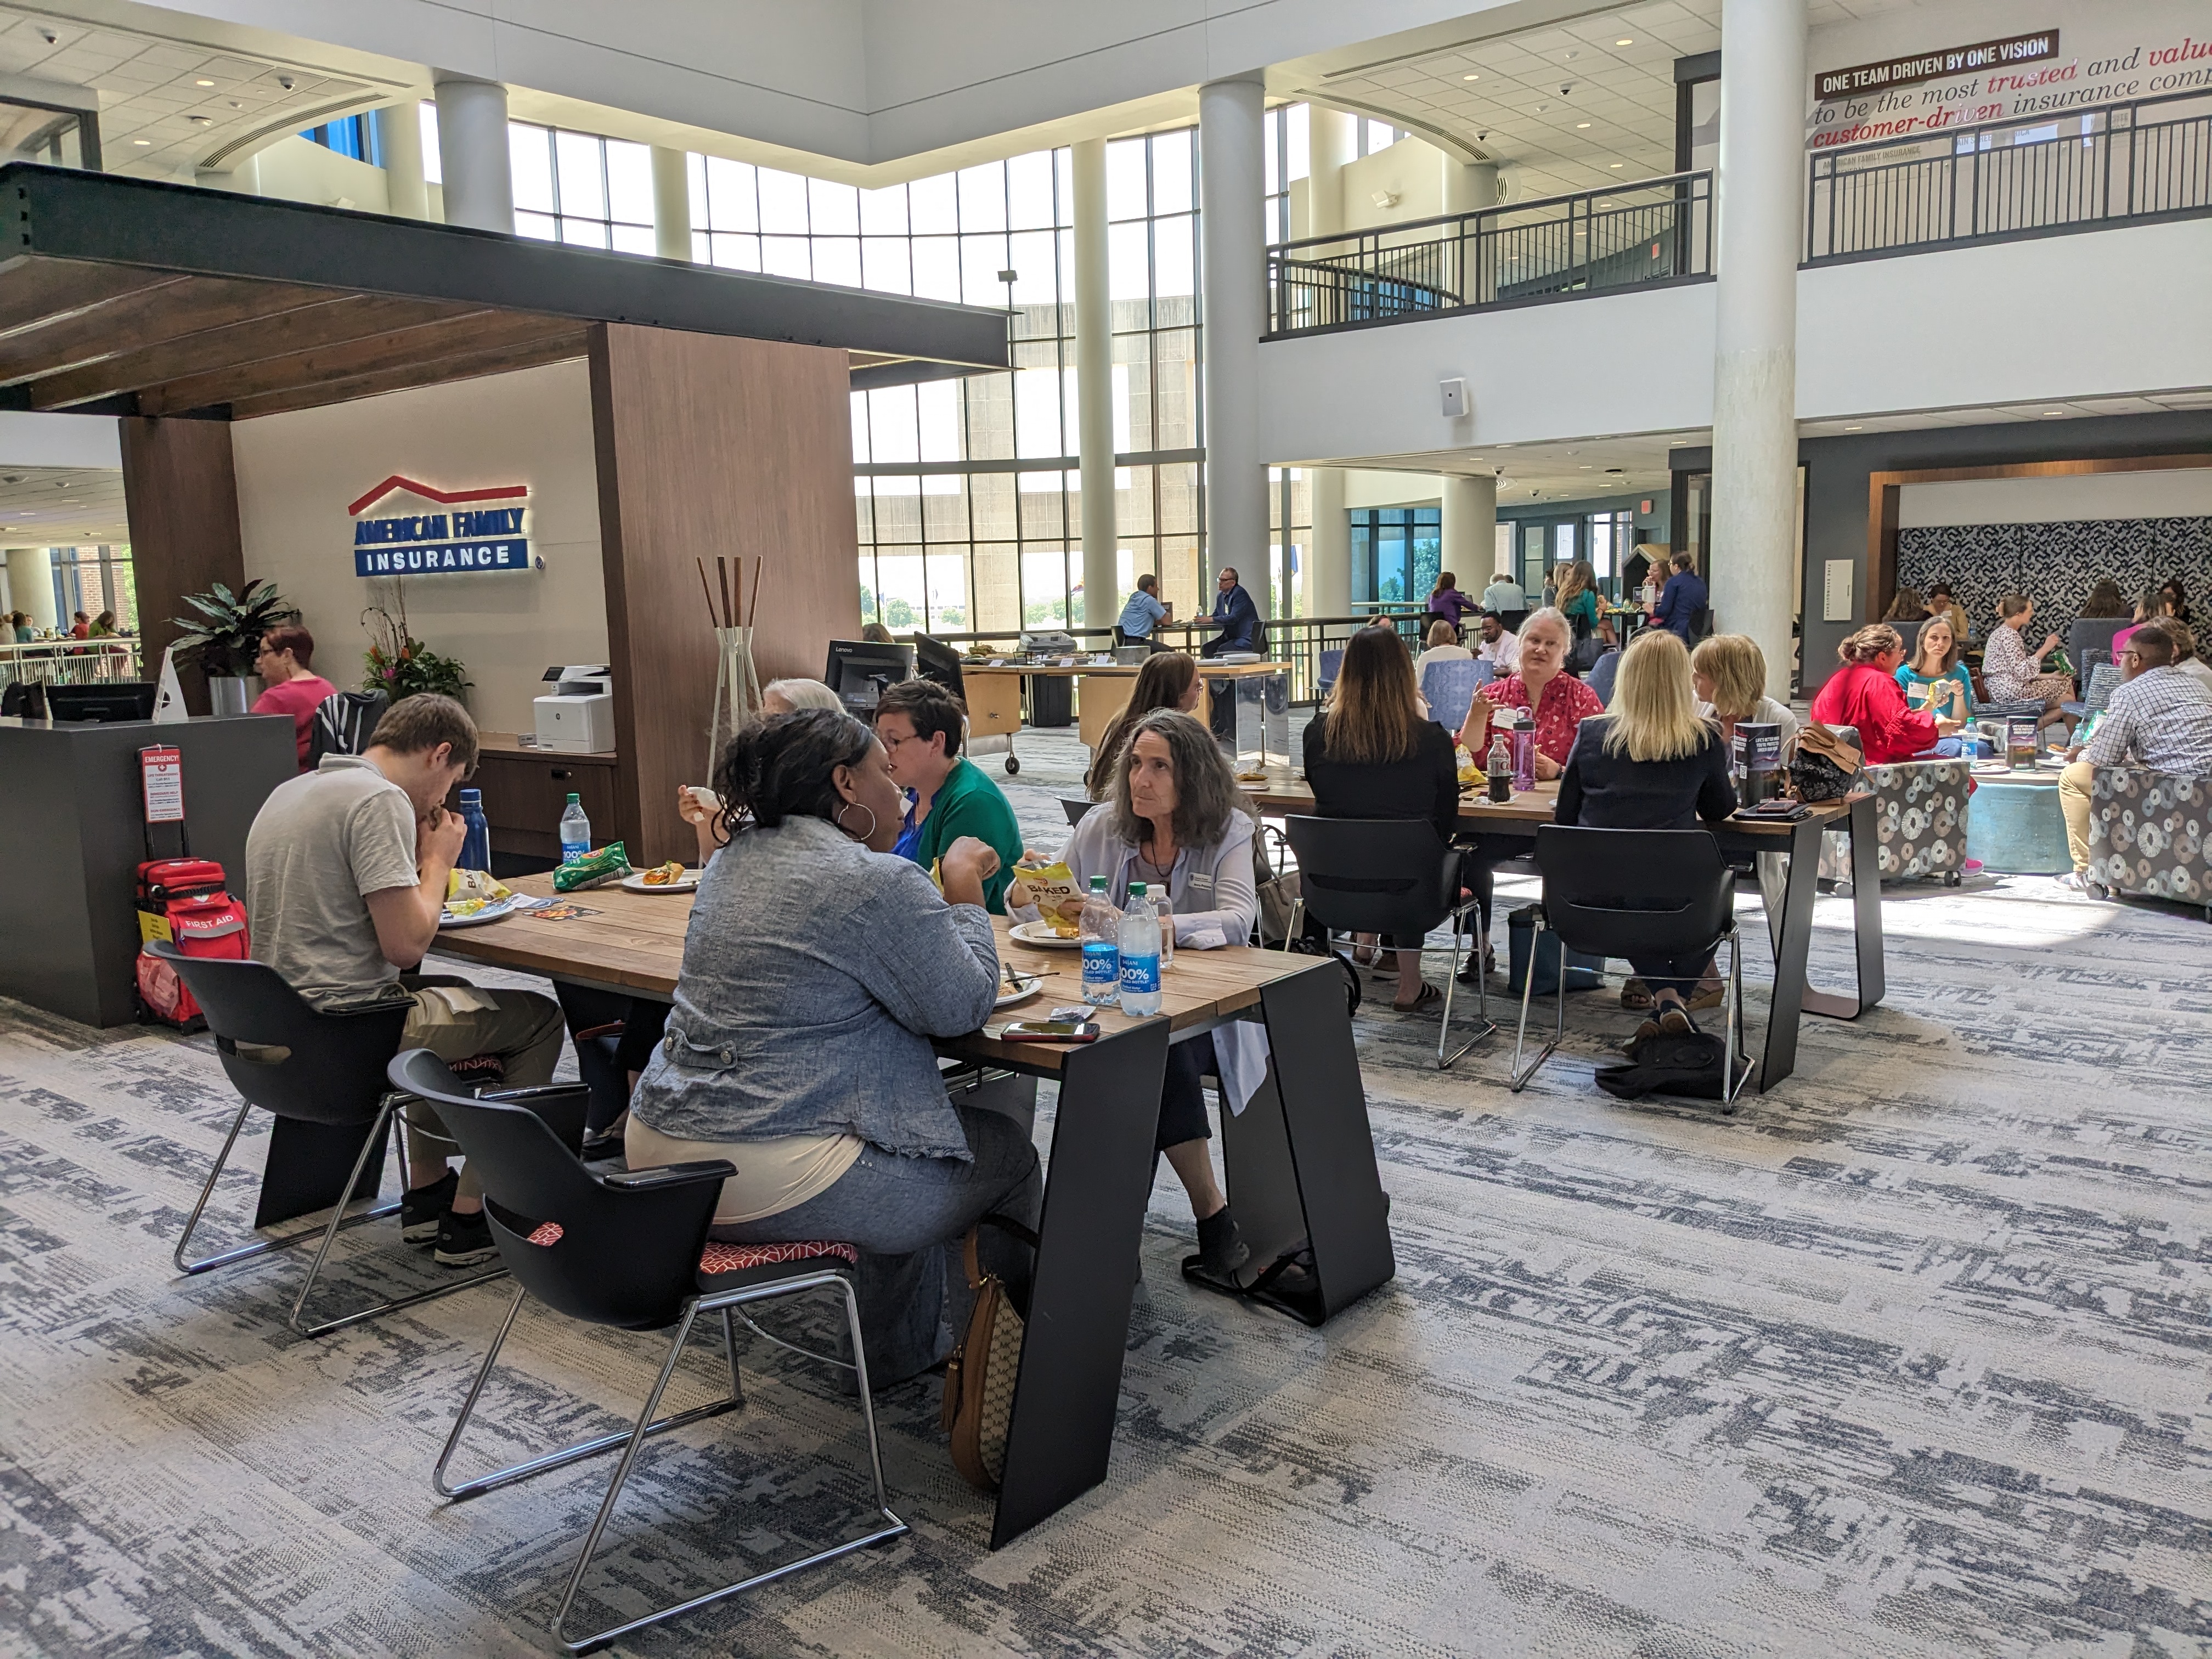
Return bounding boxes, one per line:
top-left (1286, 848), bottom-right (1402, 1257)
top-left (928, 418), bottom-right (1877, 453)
top-left (1194, 1206), bottom-right (1250, 1277)
top-left (400, 1170), bottom-right (458, 1244)
top-left (1658, 1003), bottom-right (1699, 1037)
top-left (434, 1206), bottom-right (499, 1267)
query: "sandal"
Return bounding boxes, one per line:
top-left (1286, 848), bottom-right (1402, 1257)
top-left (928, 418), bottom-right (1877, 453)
top-left (1350, 939), bottom-right (1382, 968)
top-left (1686, 981), bottom-right (1725, 1011)
top-left (1620, 977), bottom-right (1655, 1011)
top-left (1392, 981), bottom-right (1443, 1013)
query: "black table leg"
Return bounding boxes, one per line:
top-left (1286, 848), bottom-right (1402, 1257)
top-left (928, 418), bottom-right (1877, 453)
top-left (253, 1115), bottom-right (390, 1230)
top-left (1753, 815), bottom-right (1826, 1092)
top-left (1801, 793), bottom-right (1887, 1019)
top-left (1201, 961), bottom-right (1395, 1325)
top-left (991, 1019), bottom-right (1170, 1550)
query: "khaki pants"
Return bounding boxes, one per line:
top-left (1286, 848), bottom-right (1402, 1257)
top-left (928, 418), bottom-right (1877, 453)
top-left (399, 976), bottom-right (565, 1200)
top-left (2058, 759), bottom-right (2097, 874)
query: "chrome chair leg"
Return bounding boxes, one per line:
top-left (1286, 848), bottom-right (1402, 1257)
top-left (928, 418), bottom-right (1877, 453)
top-left (1284, 897), bottom-right (1304, 951)
top-left (549, 1271), bottom-right (907, 1656)
top-left (1509, 915), bottom-right (1564, 1091)
top-left (436, 1288), bottom-right (744, 1502)
top-left (1436, 900), bottom-right (1493, 1071)
top-left (174, 1097), bottom-right (402, 1278)
top-left (721, 1306), bottom-right (743, 1408)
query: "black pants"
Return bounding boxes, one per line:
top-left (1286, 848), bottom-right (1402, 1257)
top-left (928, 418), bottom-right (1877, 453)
top-left (1629, 953), bottom-right (1707, 1000)
top-left (1158, 1031), bottom-right (1218, 1150)
top-left (1457, 837), bottom-right (1529, 933)
top-left (552, 984), bottom-right (671, 1132)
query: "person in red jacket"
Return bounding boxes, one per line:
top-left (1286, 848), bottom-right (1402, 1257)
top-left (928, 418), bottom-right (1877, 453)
top-left (1809, 623), bottom-right (1963, 764)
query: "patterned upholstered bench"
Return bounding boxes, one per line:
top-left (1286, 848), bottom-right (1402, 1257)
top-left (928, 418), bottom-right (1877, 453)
top-left (2086, 767), bottom-right (2211, 915)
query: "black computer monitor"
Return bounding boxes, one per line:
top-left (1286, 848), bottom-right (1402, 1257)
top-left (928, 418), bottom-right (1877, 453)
top-left (46, 682), bottom-right (157, 723)
top-left (909, 633), bottom-right (966, 703)
top-left (822, 640), bottom-right (913, 715)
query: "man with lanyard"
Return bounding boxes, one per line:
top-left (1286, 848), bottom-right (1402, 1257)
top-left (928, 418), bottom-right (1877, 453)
top-left (1195, 565), bottom-right (1261, 738)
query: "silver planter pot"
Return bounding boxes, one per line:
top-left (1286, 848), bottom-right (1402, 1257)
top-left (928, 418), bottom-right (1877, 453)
top-left (207, 675), bottom-right (264, 716)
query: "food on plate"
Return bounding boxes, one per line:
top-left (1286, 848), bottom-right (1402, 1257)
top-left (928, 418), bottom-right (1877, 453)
top-left (1008, 857), bottom-right (1081, 925)
top-left (443, 896), bottom-right (497, 919)
top-left (443, 868), bottom-right (511, 916)
top-left (639, 860), bottom-right (689, 886)
top-left (1234, 769), bottom-right (1267, 783)
top-left (554, 841), bottom-right (634, 893)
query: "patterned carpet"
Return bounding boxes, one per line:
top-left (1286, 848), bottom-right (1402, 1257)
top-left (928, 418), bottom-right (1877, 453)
top-left (3, 726), bottom-right (2209, 1657)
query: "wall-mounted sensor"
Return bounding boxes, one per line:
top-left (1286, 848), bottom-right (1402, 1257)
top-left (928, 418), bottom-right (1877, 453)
top-left (1440, 377), bottom-right (1469, 419)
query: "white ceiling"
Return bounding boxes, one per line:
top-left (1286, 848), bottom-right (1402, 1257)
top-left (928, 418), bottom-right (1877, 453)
top-left (0, 466), bottom-right (129, 545)
top-left (0, 4), bottom-right (404, 179)
top-left (1297, 0), bottom-right (1928, 204)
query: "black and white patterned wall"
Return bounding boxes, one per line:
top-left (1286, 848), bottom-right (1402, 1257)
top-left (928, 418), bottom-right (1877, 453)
top-left (1897, 516), bottom-right (2212, 636)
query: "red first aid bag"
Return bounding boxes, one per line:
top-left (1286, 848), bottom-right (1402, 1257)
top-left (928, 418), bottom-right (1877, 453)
top-left (135, 859), bottom-right (249, 1031)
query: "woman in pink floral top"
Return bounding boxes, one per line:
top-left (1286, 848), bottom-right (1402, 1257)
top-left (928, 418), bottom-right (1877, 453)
top-left (1450, 608), bottom-right (1606, 983)
top-left (1457, 608), bottom-right (1606, 780)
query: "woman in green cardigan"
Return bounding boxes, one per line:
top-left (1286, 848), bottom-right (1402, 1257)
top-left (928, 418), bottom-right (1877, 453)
top-left (874, 676), bottom-right (1026, 913)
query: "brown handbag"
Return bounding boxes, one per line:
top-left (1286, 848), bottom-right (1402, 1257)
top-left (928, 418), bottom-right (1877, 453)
top-left (941, 1217), bottom-right (1036, 1492)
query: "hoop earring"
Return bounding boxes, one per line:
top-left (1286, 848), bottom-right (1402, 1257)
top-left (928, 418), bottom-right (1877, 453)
top-left (835, 800), bottom-right (877, 843)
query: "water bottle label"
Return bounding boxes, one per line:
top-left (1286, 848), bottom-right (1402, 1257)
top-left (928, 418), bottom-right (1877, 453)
top-left (560, 838), bottom-right (588, 864)
top-left (1082, 941), bottom-right (1119, 986)
top-left (1120, 953), bottom-right (1161, 995)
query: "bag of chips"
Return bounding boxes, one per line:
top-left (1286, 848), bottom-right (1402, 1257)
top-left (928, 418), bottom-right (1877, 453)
top-left (1014, 859), bottom-right (1082, 932)
top-left (554, 842), bottom-right (634, 892)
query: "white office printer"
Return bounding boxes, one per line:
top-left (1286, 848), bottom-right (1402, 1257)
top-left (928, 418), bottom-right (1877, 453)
top-left (533, 664), bottom-right (615, 753)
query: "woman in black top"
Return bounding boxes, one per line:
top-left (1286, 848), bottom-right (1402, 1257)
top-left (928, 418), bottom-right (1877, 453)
top-left (1555, 630), bottom-right (1736, 1037)
top-left (1304, 624), bottom-right (1459, 1012)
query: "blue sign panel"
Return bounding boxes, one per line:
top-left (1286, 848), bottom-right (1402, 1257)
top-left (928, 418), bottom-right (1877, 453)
top-left (354, 538), bottom-right (530, 577)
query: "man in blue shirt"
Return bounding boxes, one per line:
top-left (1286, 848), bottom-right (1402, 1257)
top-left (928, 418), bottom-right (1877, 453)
top-left (1651, 550), bottom-right (1708, 641)
top-left (1117, 573), bottom-right (1171, 645)
top-left (1197, 566), bottom-right (1261, 657)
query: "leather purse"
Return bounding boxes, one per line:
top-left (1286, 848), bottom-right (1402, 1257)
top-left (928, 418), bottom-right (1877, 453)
top-left (941, 1215), bottom-right (1039, 1492)
top-left (1787, 721), bottom-right (1863, 802)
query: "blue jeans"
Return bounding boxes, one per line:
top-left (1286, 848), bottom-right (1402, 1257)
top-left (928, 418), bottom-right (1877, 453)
top-left (708, 1102), bottom-right (1041, 1387)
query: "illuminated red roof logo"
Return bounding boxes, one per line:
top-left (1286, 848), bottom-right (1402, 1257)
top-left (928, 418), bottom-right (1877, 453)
top-left (347, 475), bottom-right (530, 517)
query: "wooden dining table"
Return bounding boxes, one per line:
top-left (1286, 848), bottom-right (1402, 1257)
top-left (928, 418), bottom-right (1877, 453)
top-left (1240, 766), bottom-right (1884, 1091)
top-left (431, 879), bottom-right (1393, 1550)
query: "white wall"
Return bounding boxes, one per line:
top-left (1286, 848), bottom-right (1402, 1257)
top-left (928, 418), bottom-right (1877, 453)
top-left (1340, 140), bottom-right (1444, 234)
top-left (241, 134), bottom-right (392, 213)
top-left (0, 412), bottom-right (121, 470)
top-left (1900, 469), bottom-right (2212, 527)
top-left (230, 359), bottom-right (607, 735)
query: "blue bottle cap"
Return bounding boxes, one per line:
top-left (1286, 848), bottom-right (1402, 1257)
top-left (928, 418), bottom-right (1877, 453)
top-left (460, 787), bottom-right (482, 805)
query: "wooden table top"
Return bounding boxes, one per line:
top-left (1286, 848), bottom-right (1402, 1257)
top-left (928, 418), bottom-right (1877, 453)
top-left (1243, 768), bottom-right (1859, 836)
top-left (960, 659), bottom-right (1290, 680)
top-left (430, 873), bottom-right (1321, 1073)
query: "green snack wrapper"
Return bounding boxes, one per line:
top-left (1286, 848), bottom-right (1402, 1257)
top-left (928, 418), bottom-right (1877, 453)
top-left (553, 842), bottom-right (633, 892)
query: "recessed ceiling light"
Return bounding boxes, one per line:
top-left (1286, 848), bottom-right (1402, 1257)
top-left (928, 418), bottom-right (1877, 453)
top-left (132, 138), bottom-right (151, 145)
top-left (2041, 409), bottom-right (2064, 415)
top-left (1564, 50), bottom-right (1579, 60)
top-left (1616, 37), bottom-right (1634, 46)
top-left (1535, 104), bottom-right (1549, 112)
top-left (1580, 464), bottom-right (1593, 469)
top-left (1577, 122), bottom-right (1592, 129)
top-left (1845, 424), bottom-right (1863, 431)
top-left (1609, 162), bottom-right (1624, 168)
top-left (1463, 72), bottom-right (1480, 80)
top-left (189, 115), bottom-right (213, 125)
top-left (195, 77), bottom-right (215, 87)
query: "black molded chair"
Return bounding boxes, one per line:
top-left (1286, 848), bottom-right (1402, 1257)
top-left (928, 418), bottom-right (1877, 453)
top-left (1061, 795), bottom-right (1098, 826)
top-left (1282, 816), bottom-right (1489, 1068)
top-left (1510, 826), bottom-right (1746, 1105)
top-left (153, 941), bottom-right (512, 1336)
top-left (387, 1049), bottom-right (904, 1656)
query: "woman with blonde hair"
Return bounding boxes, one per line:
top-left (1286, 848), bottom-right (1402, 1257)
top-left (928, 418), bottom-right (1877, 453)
top-left (1413, 616), bottom-right (1473, 676)
top-left (1304, 624), bottom-right (1459, 1009)
top-left (1690, 634), bottom-right (1799, 749)
top-left (1555, 630), bottom-right (1737, 1040)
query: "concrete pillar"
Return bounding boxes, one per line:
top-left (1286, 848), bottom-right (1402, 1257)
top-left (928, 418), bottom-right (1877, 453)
top-left (1440, 158), bottom-right (1498, 217)
top-left (432, 74), bottom-right (513, 233)
top-left (1199, 76), bottom-right (1268, 618)
top-left (1301, 108), bottom-right (1357, 620)
top-left (1071, 138), bottom-right (1119, 633)
top-left (378, 101), bottom-right (429, 219)
top-left (1441, 472), bottom-right (1496, 596)
top-left (7, 546), bottom-right (55, 630)
top-left (651, 146), bottom-right (691, 261)
top-left (1709, 0), bottom-right (1807, 697)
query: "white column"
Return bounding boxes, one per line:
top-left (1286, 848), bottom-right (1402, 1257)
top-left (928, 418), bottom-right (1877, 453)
top-left (1709, 0), bottom-right (1807, 697)
top-left (1440, 158), bottom-right (1497, 217)
top-left (378, 101), bottom-right (428, 219)
top-left (1072, 139), bottom-right (1119, 633)
top-left (1304, 108), bottom-right (1356, 620)
top-left (1199, 76), bottom-right (1268, 619)
top-left (432, 74), bottom-right (513, 233)
top-left (7, 546), bottom-right (55, 630)
top-left (1441, 472), bottom-right (1496, 594)
top-left (651, 146), bottom-right (691, 260)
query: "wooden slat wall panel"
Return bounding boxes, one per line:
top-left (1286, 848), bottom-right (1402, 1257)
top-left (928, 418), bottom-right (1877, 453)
top-left (119, 416), bottom-right (244, 714)
top-left (590, 321), bottom-right (862, 864)
top-left (225, 330), bottom-right (591, 420)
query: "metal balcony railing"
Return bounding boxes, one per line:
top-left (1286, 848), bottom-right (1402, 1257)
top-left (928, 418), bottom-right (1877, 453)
top-left (0, 637), bottom-right (143, 687)
top-left (1265, 171), bottom-right (1713, 337)
top-left (1806, 87), bottom-right (2212, 261)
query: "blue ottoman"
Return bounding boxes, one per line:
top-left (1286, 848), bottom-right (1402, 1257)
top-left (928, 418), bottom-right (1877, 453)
top-left (1965, 774), bottom-right (2072, 874)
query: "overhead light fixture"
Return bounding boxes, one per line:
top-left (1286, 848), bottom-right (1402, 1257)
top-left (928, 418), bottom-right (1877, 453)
top-left (1463, 72), bottom-right (1480, 81)
top-left (132, 138), bottom-right (151, 145)
top-left (2041, 409), bottom-right (2065, 415)
top-left (195, 77), bottom-right (215, 87)
top-left (1577, 122), bottom-right (1592, 129)
top-left (189, 115), bottom-right (213, 125)
top-left (1564, 50), bottom-right (1579, 60)
top-left (1616, 37), bottom-right (1634, 46)
top-left (1610, 162), bottom-right (1624, 168)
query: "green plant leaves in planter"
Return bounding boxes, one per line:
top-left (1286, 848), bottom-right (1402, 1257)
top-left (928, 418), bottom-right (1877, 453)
top-left (167, 578), bottom-right (300, 678)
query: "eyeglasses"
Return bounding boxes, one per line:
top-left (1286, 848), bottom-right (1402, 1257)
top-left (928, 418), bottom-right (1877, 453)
top-left (879, 730), bottom-right (926, 752)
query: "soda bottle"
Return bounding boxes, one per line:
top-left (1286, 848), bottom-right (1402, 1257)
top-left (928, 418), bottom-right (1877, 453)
top-left (1119, 882), bottom-right (1163, 1016)
top-left (1079, 876), bottom-right (1121, 1006)
top-left (1486, 733), bottom-right (1511, 803)
top-left (457, 787), bottom-right (492, 871)
top-left (558, 792), bottom-right (590, 864)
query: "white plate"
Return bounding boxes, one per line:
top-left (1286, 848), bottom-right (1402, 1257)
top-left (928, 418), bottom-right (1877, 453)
top-left (619, 870), bottom-right (700, 893)
top-left (1008, 920), bottom-right (1082, 950)
top-left (439, 896), bottom-right (528, 929)
top-left (994, 977), bottom-right (1045, 1008)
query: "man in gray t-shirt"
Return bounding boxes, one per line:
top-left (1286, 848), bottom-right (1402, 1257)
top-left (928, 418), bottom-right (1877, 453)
top-left (244, 695), bottom-right (563, 1266)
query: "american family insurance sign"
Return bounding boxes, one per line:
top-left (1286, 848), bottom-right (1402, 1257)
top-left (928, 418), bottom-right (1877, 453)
top-left (349, 476), bottom-right (534, 577)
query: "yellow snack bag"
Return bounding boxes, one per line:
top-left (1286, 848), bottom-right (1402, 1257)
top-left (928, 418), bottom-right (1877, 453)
top-left (1016, 859), bottom-right (1082, 930)
top-left (445, 868), bottom-right (511, 906)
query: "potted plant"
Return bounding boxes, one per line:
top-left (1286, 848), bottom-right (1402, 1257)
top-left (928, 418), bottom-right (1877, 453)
top-left (363, 582), bottom-right (471, 703)
top-left (168, 579), bottom-right (300, 715)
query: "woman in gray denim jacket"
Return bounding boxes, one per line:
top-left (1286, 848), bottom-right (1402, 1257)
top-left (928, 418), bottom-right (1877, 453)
top-left (626, 709), bottom-right (1040, 1385)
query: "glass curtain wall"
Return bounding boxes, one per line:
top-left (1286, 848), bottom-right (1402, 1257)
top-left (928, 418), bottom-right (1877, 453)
top-left (1349, 507), bottom-right (1441, 607)
top-left (509, 123), bottom-right (656, 251)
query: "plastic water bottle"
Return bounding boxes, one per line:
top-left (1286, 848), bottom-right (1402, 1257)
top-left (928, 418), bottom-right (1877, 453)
top-left (558, 792), bottom-right (590, 864)
top-left (1153, 888), bottom-right (1175, 969)
top-left (457, 787), bottom-right (492, 871)
top-left (1079, 876), bottom-right (1120, 1006)
top-left (1119, 882), bottom-right (1163, 1016)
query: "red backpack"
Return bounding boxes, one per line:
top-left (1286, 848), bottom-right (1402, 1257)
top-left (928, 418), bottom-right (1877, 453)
top-left (135, 858), bottom-right (250, 1032)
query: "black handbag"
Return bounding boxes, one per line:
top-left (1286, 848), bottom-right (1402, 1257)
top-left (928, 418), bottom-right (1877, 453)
top-left (1787, 723), bottom-right (1861, 802)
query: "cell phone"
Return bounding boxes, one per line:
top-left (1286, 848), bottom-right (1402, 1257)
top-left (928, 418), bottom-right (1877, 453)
top-left (1000, 1019), bottom-right (1101, 1042)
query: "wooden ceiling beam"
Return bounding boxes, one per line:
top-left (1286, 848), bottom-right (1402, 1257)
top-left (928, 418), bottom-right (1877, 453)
top-left (0, 257), bottom-right (185, 345)
top-left (225, 329), bottom-right (592, 421)
top-left (137, 309), bottom-right (573, 416)
top-left (0, 272), bottom-right (343, 387)
top-left (27, 293), bottom-right (475, 409)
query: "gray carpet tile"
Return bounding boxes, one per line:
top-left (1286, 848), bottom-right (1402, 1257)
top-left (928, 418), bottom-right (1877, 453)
top-left (3, 724), bottom-right (2209, 1656)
